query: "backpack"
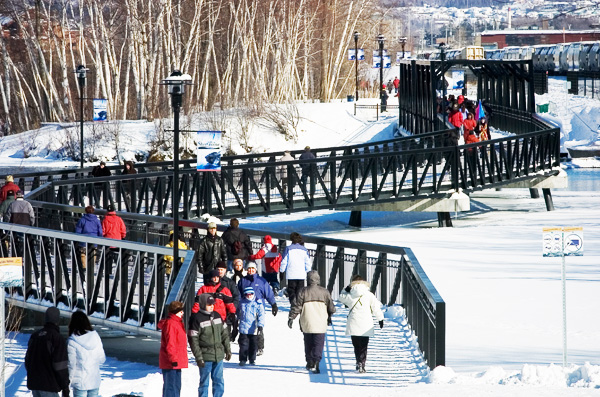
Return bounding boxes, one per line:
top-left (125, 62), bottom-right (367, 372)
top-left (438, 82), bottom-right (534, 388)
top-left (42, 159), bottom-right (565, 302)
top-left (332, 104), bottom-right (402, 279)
top-left (232, 240), bottom-right (243, 256)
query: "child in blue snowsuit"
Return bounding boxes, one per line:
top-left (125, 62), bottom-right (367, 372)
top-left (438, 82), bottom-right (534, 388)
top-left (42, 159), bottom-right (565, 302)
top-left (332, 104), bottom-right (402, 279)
top-left (238, 287), bottom-right (265, 366)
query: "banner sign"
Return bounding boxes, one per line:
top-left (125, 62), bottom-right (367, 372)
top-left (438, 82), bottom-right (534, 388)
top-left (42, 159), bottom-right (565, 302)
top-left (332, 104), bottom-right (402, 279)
top-left (0, 257), bottom-right (23, 287)
top-left (543, 227), bottom-right (584, 257)
top-left (396, 51), bottom-right (412, 62)
top-left (451, 70), bottom-right (465, 89)
top-left (93, 99), bottom-right (108, 121)
top-left (348, 49), bottom-right (365, 61)
top-left (372, 55), bottom-right (392, 69)
top-left (197, 131), bottom-right (222, 171)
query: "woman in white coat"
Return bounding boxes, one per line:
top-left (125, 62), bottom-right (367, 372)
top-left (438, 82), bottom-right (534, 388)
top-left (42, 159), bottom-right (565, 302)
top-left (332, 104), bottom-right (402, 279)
top-left (67, 311), bottom-right (106, 397)
top-left (338, 275), bottom-right (384, 373)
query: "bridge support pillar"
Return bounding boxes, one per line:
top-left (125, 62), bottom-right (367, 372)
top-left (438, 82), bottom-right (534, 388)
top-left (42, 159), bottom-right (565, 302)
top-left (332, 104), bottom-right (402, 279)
top-left (437, 212), bottom-right (452, 227)
top-left (529, 188), bottom-right (540, 199)
top-left (543, 188), bottom-right (554, 211)
top-left (349, 210), bottom-right (361, 227)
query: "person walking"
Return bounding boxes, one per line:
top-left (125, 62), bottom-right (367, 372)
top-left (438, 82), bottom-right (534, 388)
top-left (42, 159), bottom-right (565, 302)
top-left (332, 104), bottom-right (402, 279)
top-left (288, 270), bottom-right (335, 374)
top-left (67, 311), bottom-right (106, 397)
top-left (158, 301), bottom-right (188, 397)
top-left (102, 204), bottom-right (126, 274)
top-left (5, 191), bottom-right (34, 225)
top-left (75, 206), bottom-right (103, 269)
top-left (0, 175), bottom-right (20, 204)
top-left (237, 287), bottom-right (265, 366)
top-left (215, 261), bottom-right (240, 342)
top-left (196, 222), bottom-right (227, 282)
top-left (163, 230), bottom-right (188, 276)
top-left (194, 269), bottom-right (236, 325)
top-left (280, 232), bottom-right (312, 306)
top-left (121, 160), bottom-right (137, 209)
top-left (0, 189), bottom-right (16, 220)
top-left (188, 293), bottom-right (232, 397)
top-left (221, 218), bottom-right (252, 270)
top-left (226, 258), bottom-right (246, 285)
top-left (91, 162), bottom-right (111, 208)
top-left (237, 261), bottom-right (278, 356)
top-left (248, 235), bottom-right (282, 293)
top-left (279, 150), bottom-right (295, 191)
top-left (25, 306), bottom-right (70, 397)
top-left (299, 146), bottom-right (316, 186)
top-left (338, 275), bottom-right (384, 373)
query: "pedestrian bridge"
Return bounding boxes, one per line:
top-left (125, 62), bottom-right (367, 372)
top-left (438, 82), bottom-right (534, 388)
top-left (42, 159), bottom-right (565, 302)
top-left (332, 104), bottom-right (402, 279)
top-left (1, 59), bottom-right (566, 373)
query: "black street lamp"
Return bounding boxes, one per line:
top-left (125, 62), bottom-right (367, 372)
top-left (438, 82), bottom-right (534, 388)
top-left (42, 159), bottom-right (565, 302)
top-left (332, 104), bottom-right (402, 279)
top-left (161, 70), bottom-right (192, 270)
top-left (377, 34), bottom-right (385, 109)
top-left (76, 65), bottom-right (88, 169)
top-left (354, 31), bottom-right (360, 101)
top-left (439, 42), bottom-right (447, 117)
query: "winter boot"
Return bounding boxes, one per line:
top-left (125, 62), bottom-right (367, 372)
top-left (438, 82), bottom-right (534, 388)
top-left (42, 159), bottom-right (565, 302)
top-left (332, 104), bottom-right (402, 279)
top-left (358, 362), bottom-right (366, 373)
top-left (257, 349), bottom-right (264, 356)
top-left (312, 362), bottom-right (320, 374)
top-left (306, 361), bottom-right (314, 370)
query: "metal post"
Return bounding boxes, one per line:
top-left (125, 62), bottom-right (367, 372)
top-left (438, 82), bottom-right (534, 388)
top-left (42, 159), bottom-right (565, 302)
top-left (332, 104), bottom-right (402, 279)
top-left (378, 34), bottom-right (385, 109)
top-left (440, 43), bottom-right (447, 120)
top-left (76, 65), bottom-right (87, 169)
top-left (561, 240), bottom-right (567, 367)
top-left (354, 31), bottom-right (360, 101)
top-left (0, 288), bottom-right (4, 397)
top-left (172, 97), bottom-right (181, 267)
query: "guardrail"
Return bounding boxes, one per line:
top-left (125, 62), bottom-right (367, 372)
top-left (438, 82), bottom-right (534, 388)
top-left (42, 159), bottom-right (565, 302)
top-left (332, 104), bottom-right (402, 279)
top-left (354, 103), bottom-right (400, 120)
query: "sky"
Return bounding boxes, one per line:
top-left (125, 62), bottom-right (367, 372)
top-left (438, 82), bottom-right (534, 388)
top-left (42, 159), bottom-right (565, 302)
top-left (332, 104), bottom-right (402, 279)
top-left (3, 77), bottom-right (600, 396)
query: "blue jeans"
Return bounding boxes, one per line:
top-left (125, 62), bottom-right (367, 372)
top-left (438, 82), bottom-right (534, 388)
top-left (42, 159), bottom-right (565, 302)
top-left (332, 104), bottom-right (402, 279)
top-left (198, 361), bottom-right (224, 397)
top-left (73, 389), bottom-right (99, 397)
top-left (162, 368), bottom-right (182, 397)
top-left (31, 392), bottom-right (59, 397)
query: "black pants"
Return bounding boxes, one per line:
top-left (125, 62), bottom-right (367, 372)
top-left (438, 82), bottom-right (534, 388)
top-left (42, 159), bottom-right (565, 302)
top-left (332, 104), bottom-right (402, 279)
top-left (227, 315), bottom-right (239, 342)
top-left (303, 333), bottom-right (326, 364)
top-left (238, 333), bottom-right (257, 363)
top-left (351, 335), bottom-right (369, 365)
top-left (287, 279), bottom-right (305, 306)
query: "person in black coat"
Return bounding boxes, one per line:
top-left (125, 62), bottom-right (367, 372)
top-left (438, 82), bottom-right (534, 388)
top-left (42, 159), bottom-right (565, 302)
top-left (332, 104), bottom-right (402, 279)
top-left (216, 261), bottom-right (241, 342)
top-left (25, 307), bottom-right (70, 397)
top-left (197, 222), bottom-right (227, 283)
top-left (299, 146), bottom-right (316, 186)
top-left (220, 218), bottom-right (252, 269)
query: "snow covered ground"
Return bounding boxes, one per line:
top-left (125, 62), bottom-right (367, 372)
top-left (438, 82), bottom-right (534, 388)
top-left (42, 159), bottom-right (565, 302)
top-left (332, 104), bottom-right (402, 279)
top-left (3, 78), bottom-right (600, 396)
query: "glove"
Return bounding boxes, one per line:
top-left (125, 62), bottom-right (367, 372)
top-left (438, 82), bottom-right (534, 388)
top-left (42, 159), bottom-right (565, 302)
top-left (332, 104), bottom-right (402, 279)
top-left (288, 318), bottom-right (293, 329)
top-left (171, 361), bottom-right (178, 367)
top-left (344, 285), bottom-right (351, 293)
top-left (62, 389), bottom-right (70, 397)
top-left (257, 326), bottom-right (263, 336)
top-left (192, 302), bottom-right (200, 313)
top-left (227, 312), bottom-right (236, 325)
top-left (271, 303), bottom-right (278, 316)
top-left (379, 320), bottom-right (384, 329)
top-left (225, 351), bottom-right (232, 361)
top-left (197, 359), bottom-right (205, 368)
top-left (327, 317), bottom-right (332, 326)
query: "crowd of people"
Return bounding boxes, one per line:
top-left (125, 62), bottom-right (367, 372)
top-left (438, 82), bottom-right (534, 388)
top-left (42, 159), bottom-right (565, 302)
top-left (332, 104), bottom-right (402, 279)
top-left (441, 94), bottom-right (492, 148)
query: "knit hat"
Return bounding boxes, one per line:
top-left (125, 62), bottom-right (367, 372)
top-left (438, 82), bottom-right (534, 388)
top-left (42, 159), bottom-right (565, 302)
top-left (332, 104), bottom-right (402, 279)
top-left (208, 268), bottom-right (221, 280)
top-left (207, 222), bottom-right (217, 229)
top-left (216, 261), bottom-right (227, 269)
top-left (246, 261), bottom-right (257, 270)
top-left (168, 301), bottom-right (184, 314)
top-left (45, 306), bottom-right (60, 325)
top-left (5, 175), bottom-right (13, 182)
top-left (244, 287), bottom-right (255, 295)
top-left (16, 191), bottom-right (23, 198)
top-left (263, 235), bottom-right (272, 244)
top-left (197, 293), bottom-right (215, 309)
top-left (106, 204), bottom-right (115, 212)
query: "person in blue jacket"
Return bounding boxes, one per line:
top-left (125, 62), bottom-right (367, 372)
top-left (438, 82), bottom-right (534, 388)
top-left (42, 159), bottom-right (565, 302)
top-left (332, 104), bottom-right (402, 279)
top-left (280, 232), bottom-right (312, 306)
top-left (237, 287), bottom-right (265, 366)
top-left (237, 261), bottom-right (277, 356)
top-left (74, 205), bottom-right (103, 268)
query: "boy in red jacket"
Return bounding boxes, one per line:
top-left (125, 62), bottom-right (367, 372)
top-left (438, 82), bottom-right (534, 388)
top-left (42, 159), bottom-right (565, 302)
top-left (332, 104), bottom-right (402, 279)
top-left (248, 235), bottom-right (282, 292)
top-left (158, 301), bottom-right (188, 397)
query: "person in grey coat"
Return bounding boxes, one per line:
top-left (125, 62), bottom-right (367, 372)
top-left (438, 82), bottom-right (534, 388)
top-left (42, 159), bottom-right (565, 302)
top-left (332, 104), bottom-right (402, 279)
top-left (288, 270), bottom-right (335, 374)
top-left (5, 191), bottom-right (34, 225)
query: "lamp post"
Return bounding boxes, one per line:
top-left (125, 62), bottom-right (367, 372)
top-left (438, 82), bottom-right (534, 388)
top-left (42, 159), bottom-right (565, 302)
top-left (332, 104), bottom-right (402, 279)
top-left (161, 70), bottom-right (192, 270)
top-left (439, 42), bottom-right (447, 117)
top-left (354, 31), bottom-right (360, 101)
top-left (377, 34), bottom-right (385, 109)
top-left (76, 65), bottom-right (88, 169)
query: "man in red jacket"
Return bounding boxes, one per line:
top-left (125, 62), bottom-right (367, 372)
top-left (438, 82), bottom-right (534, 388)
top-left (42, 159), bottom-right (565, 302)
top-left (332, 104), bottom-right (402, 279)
top-left (194, 269), bottom-right (236, 322)
top-left (102, 204), bottom-right (126, 273)
top-left (158, 301), bottom-right (188, 397)
top-left (248, 235), bottom-right (282, 293)
top-left (0, 175), bottom-right (20, 205)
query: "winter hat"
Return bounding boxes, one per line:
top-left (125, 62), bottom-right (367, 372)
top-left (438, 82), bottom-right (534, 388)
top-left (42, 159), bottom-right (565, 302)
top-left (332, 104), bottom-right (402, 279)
top-left (168, 301), bottom-right (184, 314)
top-left (216, 261), bottom-right (227, 269)
top-left (197, 293), bottom-right (215, 309)
top-left (5, 175), bottom-right (13, 182)
top-left (45, 306), bottom-right (60, 325)
top-left (207, 222), bottom-right (217, 229)
top-left (16, 191), bottom-right (23, 198)
top-left (246, 261), bottom-right (257, 270)
top-left (244, 287), bottom-right (255, 295)
top-left (106, 204), bottom-right (115, 212)
top-left (263, 235), bottom-right (272, 244)
top-left (208, 268), bottom-right (221, 280)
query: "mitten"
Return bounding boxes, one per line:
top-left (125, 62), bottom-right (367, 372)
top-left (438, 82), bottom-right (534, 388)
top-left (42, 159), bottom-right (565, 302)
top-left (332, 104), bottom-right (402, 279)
top-left (225, 351), bottom-right (232, 361)
top-left (288, 318), bottom-right (293, 329)
top-left (257, 326), bottom-right (263, 336)
top-left (327, 317), bottom-right (332, 326)
top-left (344, 285), bottom-right (351, 293)
top-left (192, 302), bottom-right (200, 313)
top-left (271, 303), bottom-right (278, 316)
top-left (197, 359), bottom-right (205, 368)
top-left (379, 320), bottom-right (384, 329)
